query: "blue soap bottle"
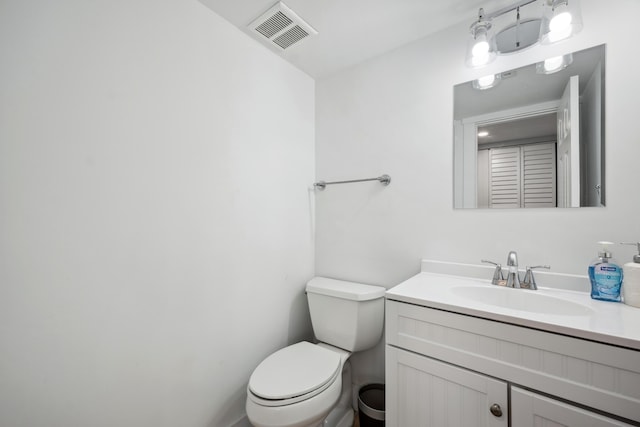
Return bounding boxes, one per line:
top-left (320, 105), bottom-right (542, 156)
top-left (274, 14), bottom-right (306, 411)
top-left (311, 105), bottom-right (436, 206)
top-left (589, 241), bottom-right (623, 302)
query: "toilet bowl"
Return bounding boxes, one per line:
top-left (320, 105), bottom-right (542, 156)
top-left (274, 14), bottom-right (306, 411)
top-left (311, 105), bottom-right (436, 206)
top-left (246, 277), bottom-right (386, 427)
top-left (246, 342), bottom-right (349, 427)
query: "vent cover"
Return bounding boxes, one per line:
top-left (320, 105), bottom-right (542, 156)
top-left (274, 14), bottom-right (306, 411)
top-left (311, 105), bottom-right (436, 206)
top-left (248, 2), bottom-right (317, 51)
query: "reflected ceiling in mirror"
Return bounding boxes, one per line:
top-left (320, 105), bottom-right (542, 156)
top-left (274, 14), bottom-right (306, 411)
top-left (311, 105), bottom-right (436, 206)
top-left (453, 44), bottom-right (606, 209)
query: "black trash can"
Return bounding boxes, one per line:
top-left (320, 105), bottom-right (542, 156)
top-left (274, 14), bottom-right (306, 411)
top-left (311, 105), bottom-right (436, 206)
top-left (358, 383), bottom-right (385, 426)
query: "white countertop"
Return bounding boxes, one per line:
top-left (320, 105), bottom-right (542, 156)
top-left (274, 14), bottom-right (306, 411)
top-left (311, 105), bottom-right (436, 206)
top-left (386, 272), bottom-right (640, 350)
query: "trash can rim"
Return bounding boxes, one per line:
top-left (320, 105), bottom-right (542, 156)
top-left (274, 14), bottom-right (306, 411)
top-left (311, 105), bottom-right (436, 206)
top-left (358, 383), bottom-right (385, 421)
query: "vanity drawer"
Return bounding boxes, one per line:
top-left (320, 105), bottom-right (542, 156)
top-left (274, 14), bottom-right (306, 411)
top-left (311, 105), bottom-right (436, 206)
top-left (385, 299), bottom-right (640, 423)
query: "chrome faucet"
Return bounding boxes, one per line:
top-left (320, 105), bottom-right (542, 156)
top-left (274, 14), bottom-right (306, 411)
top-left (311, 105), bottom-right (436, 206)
top-left (483, 251), bottom-right (550, 290)
top-left (521, 265), bottom-right (551, 290)
top-left (505, 251), bottom-right (521, 288)
top-left (481, 259), bottom-right (504, 286)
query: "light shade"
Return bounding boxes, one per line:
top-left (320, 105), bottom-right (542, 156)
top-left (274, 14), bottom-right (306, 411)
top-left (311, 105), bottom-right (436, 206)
top-left (465, 18), bottom-right (497, 68)
top-left (539, 0), bottom-right (583, 44)
top-left (472, 73), bottom-right (501, 90)
top-left (536, 53), bottom-right (573, 74)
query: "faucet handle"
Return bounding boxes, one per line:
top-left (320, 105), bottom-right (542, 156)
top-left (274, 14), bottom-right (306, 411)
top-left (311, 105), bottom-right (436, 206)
top-left (481, 260), bottom-right (505, 286)
top-left (521, 265), bottom-right (551, 290)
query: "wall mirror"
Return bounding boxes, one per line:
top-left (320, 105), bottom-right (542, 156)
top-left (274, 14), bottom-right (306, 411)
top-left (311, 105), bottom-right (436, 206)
top-left (453, 44), bottom-right (605, 209)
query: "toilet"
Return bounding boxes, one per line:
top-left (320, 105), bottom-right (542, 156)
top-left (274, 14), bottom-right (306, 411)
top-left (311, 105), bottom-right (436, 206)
top-left (246, 277), bottom-right (386, 427)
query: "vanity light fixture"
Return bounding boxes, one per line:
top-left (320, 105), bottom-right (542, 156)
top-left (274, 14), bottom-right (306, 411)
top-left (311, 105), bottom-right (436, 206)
top-left (465, 0), bottom-right (583, 68)
top-left (536, 53), bottom-right (573, 74)
top-left (477, 130), bottom-right (490, 137)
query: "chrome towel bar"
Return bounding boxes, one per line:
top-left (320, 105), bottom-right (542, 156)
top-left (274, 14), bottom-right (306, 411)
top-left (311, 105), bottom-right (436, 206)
top-left (313, 174), bottom-right (391, 191)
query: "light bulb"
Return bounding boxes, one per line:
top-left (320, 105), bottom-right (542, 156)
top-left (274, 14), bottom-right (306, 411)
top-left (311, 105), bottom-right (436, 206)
top-left (536, 53), bottom-right (573, 75)
top-left (472, 74), bottom-right (500, 90)
top-left (544, 56), bottom-right (564, 72)
top-left (472, 39), bottom-right (490, 57)
top-left (550, 3), bottom-right (572, 32)
top-left (471, 53), bottom-right (490, 67)
top-left (546, 25), bottom-right (572, 42)
top-left (477, 75), bottom-right (496, 88)
top-left (471, 25), bottom-right (490, 58)
top-left (477, 131), bottom-right (489, 137)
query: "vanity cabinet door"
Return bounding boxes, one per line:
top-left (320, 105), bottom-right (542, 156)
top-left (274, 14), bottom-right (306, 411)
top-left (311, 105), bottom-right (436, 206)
top-left (511, 387), bottom-right (635, 427)
top-left (386, 346), bottom-right (508, 427)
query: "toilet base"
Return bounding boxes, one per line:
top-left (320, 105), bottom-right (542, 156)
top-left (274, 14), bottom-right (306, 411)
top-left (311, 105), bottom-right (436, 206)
top-left (321, 360), bottom-right (354, 427)
top-left (281, 358), bottom-right (354, 427)
top-left (322, 408), bottom-right (353, 427)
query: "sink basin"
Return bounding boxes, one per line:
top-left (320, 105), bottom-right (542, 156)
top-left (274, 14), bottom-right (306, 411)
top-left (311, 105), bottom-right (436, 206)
top-left (451, 286), bottom-right (594, 316)
top-left (386, 269), bottom-right (640, 350)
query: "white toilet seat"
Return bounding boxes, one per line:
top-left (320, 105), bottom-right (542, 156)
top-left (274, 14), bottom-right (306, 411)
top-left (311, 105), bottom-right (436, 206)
top-left (248, 341), bottom-right (341, 407)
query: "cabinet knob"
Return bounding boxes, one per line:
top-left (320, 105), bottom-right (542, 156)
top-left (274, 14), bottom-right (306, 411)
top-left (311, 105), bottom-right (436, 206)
top-left (490, 403), bottom-right (503, 417)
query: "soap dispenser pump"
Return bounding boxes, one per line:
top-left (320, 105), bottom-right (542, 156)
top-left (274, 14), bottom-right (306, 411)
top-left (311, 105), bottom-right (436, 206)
top-left (621, 242), bottom-right (640, 308)
top-left (588, 241), bottom-right (623, 302)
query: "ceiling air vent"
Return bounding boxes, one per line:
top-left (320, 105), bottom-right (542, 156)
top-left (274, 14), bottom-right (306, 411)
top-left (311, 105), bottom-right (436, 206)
top-left (248, 2), bottom-right (317, 51)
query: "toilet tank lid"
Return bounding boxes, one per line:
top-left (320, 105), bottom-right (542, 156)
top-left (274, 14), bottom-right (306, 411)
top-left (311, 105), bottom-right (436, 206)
top-left (306, 277), bottom-right (386, 301)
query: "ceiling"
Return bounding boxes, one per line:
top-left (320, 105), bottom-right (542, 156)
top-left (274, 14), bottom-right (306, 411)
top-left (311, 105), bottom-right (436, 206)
top-left (199, 0), bottom-right (519, 78)
top-left (478, 113), bottom-right (557, 145)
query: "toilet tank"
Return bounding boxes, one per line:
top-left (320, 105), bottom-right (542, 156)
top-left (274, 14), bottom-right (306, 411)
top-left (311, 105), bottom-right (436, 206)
top-left (306, 277), bottom-right (386, 352)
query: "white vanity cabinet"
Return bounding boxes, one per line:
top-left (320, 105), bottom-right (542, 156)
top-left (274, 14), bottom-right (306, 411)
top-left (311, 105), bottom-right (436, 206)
top-left (385, 300), bottom-right (640, 427)
top-left (387, 345), bottom-right (508, 426)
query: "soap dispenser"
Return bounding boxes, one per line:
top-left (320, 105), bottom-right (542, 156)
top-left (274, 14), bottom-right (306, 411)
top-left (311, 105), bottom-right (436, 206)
top-left (588, 241), bottom-right (623, 302)
top-left (621, 242), bottom-right (640, 308)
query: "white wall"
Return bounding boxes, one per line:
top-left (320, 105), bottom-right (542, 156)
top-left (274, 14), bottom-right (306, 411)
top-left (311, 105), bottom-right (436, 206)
top-left (316, 0), bottom-right (640, 385)
top-left (0, 1), bottom-right (315, 426)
